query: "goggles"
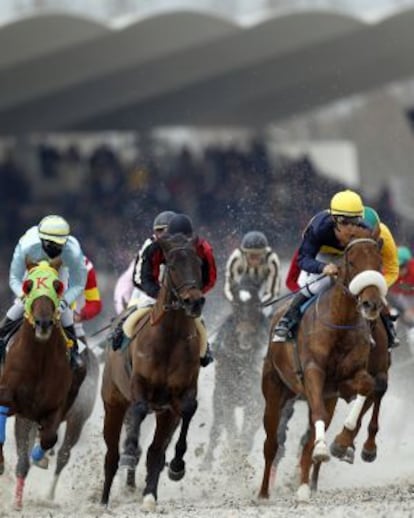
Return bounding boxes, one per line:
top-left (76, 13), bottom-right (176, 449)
top-left (334, 215), bottom-right (362, 226)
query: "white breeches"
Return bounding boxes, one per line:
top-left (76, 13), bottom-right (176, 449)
top-left (298, 253), bottom-right (340, 297)
top-left (128, 287), bottom-right (156, 309)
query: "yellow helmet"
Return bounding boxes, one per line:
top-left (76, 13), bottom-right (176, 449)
top-left (330, 190), bottom-right (364, 217)
top-left (38, 215), bottom-right (70, 245)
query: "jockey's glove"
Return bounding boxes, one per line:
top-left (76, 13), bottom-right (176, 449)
top-left (59, 299), bottom-right (69, 313)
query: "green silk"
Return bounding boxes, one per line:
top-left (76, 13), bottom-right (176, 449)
top-left (24, 261), bottom-right (61, 316)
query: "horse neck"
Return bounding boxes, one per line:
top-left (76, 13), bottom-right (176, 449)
top-left (322, 281), bottom-right (360, 326)
top-left (153, 284), bottom-right (194, 332)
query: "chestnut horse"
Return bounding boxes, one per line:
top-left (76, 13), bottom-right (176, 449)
top-left (0, 260), bottom-right (84, 509)
top-left (259, 231), bottom-right (387, 502)
top-left (101, 233), bottom-right (205, 511)
top-left (305, 314), bottom-right (390, 494)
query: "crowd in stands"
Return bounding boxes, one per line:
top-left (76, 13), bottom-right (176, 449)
top-left (0, 137), bottom-right (411, 322)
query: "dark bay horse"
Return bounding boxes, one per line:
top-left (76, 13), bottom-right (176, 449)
top-left (259, 232), bottom-right (387, 502)
top-left (0, 260), bottom-right (84, 509)
top-left (101, 233), bottom-right (205, 511)
top-left (203, 276), bottom-right (268, 467)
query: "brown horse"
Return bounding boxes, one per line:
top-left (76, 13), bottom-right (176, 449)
top-left (0, 260), bottom-right (84, 509)
top-left (259, 231), bottom-right (387, 502)
top-left (304, 315), bottom-right (390, 495)
top-left (101, 233), bottom-right (205, 511)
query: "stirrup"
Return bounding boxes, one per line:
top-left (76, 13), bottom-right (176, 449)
top-left (272, 320), bottom-right (292, 342)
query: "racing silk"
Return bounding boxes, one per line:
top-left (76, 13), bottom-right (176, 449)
top-left (114, 260), bottom-right (135, 314)
top-left (298, 210), bottom-right (366, 274)
top-left (292, 218), bottom-right (398, 288)
top-left (77, 257), bottom-right (102, 320)
top-left (286, 248), bottom-right (300, 292)
top-left (390, 258), bottom-right (414, 295)
top-left (378, 222), bottom-right (398, 287)
top-left (137, 237), bottom-right (217, 299)
top-left (133, 236), bottom-right (155, 289)
top-left (9, 226), bottom-right (87, 306)
top-left (224, 247), bottom-right (281, 305)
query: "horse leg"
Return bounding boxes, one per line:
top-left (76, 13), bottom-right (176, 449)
top-left (168, 393), bottom-right (198, 481)
top-left (120, 404), bottom-right (144, 488)
top-left (33, 410), bottom-right (63, 463)
top-left (361, 373), bottom-right (388, 462)
top-left (143, 409), bottom-right (180, 511)
top-left (203, 384), bottom-right (225, 469)
top-left (330, 370), bottom-right (376, 460)
top-left (274, 398), bottom-right (296, 467)
top-left (101, 401), bottom-right (128, 506)
top-left (48, 411), bottom-right (85, 500)
top-left (297, 397), bottom-right (337, 502)
top-left (259, 367), bottom-right (289, 499)
top-left (0, 442), bottom-right (3, 475)
top-left (14, 417), bottom-right (35, 510)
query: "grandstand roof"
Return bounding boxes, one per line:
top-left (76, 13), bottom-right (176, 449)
top-left (0, 9), bottom-right (414, 133)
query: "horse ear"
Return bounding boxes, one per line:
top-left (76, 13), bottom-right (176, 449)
top-left (49, 257), bottom-right (62, 272)
top-left (53, 280), bottom-right (64, 297)
top-left (22, 279), bottom-right (33, 295)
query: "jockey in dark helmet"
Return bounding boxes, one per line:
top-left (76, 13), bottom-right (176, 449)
top-left (224, 231), bottom-right (281, 318)
top-left (112, 213), bottom-right (217, 367)
top-left (0, 215), bottom-right (87, 370)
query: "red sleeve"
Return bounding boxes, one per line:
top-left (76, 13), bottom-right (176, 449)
top-left (80, 300), bottom-right (103, 320)
top-left (285, 248), bottom-right (301, 292)
top-left (197, 239), bottom-right (217, 294)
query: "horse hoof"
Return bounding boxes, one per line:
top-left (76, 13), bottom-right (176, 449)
top-left (33, 456), bottom-right (49, 470)
top-left (119, 454), bottom-right (137, 470)
top-left (168, 465), bottom-right (185, 481)
top-left (340, 446), bottom-right (355, 464)
top-left (361, 447), bottom-right (377, 463)
top-left (142, 493), bottom-right (156, 512)
top-left (297, 483), bottom-right (311, 503)
top-left (312, 441), bottom-right (330, 463)
top-left (329, 441), bottom-right (346, 460)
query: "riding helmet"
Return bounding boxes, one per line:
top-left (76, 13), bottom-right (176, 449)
top-left (330, 190), bottom-right (364, 218)
top-left (38, 215), bottom-right (70, 245)
top-left (241, 231), bottom-right (268, 252)
top-left (167, 214), bottom-right (193, 237)
top-left (153, 210), bottom-right (176, 231)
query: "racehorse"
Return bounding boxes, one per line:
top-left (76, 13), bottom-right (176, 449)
top-left (259, 231), bottom-right (388, 502)
top-left (101, 233), bottom-right (205, 511)
top-left (0, 260), bottom-right (85, 509)
top-left (203, 276), bottom-right (268, 468)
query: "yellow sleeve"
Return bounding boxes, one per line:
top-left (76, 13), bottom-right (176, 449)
top-left (379, 223), bottom-right (399, 287)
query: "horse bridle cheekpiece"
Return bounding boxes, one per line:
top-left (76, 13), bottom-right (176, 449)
top-left (344, 238), bottom-right (388, 298)
top-left (22, 261), bottom-right (64, 324)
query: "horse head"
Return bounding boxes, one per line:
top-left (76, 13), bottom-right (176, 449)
top-left (22, 259), bottom-right (64, 341)
top-left (159, 234), bottom-right (205, 318)
top-left (339, 228), bottom-right (386, 321)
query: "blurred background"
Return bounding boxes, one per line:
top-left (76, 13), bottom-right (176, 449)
top-left (1, 0), bottom-right (414, 332)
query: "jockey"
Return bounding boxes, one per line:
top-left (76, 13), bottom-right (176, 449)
top-left (112, 213), bottom-right (217, 367)
top-left (0, 215), bottom-right (87, 369)
top-left (388, 246), bottom-right (414, 325)
top-left (273, 190), bottom-right (368, 341)
top-left (224, 230), bottom-right (281, 317)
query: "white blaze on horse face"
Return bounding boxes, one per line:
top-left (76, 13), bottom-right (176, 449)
top-left (348, 270), bottom-right (388, 298)
top-left (239, 289), bottom-right (252, 302)
top-left (344, 394), bottom-right (366, 431)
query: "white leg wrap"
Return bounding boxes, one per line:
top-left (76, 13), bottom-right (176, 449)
top-left (344, 394), bottom-right (366, 431)
top-left (315, 419), bottom-right (325, 443)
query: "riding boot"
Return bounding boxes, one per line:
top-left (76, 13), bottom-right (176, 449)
top-left (63, 324), bottom-right (85, 370)
top-left (111, 322), bottom-right (131, 351)
top-left (272, 292), bottom-right (310, 342)
top-left (0, 317), bottom-right (18, 363)
top-left (381, 312), bottom-right (400, 348)
top-left (200, 342), bottom-right (214, 367)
